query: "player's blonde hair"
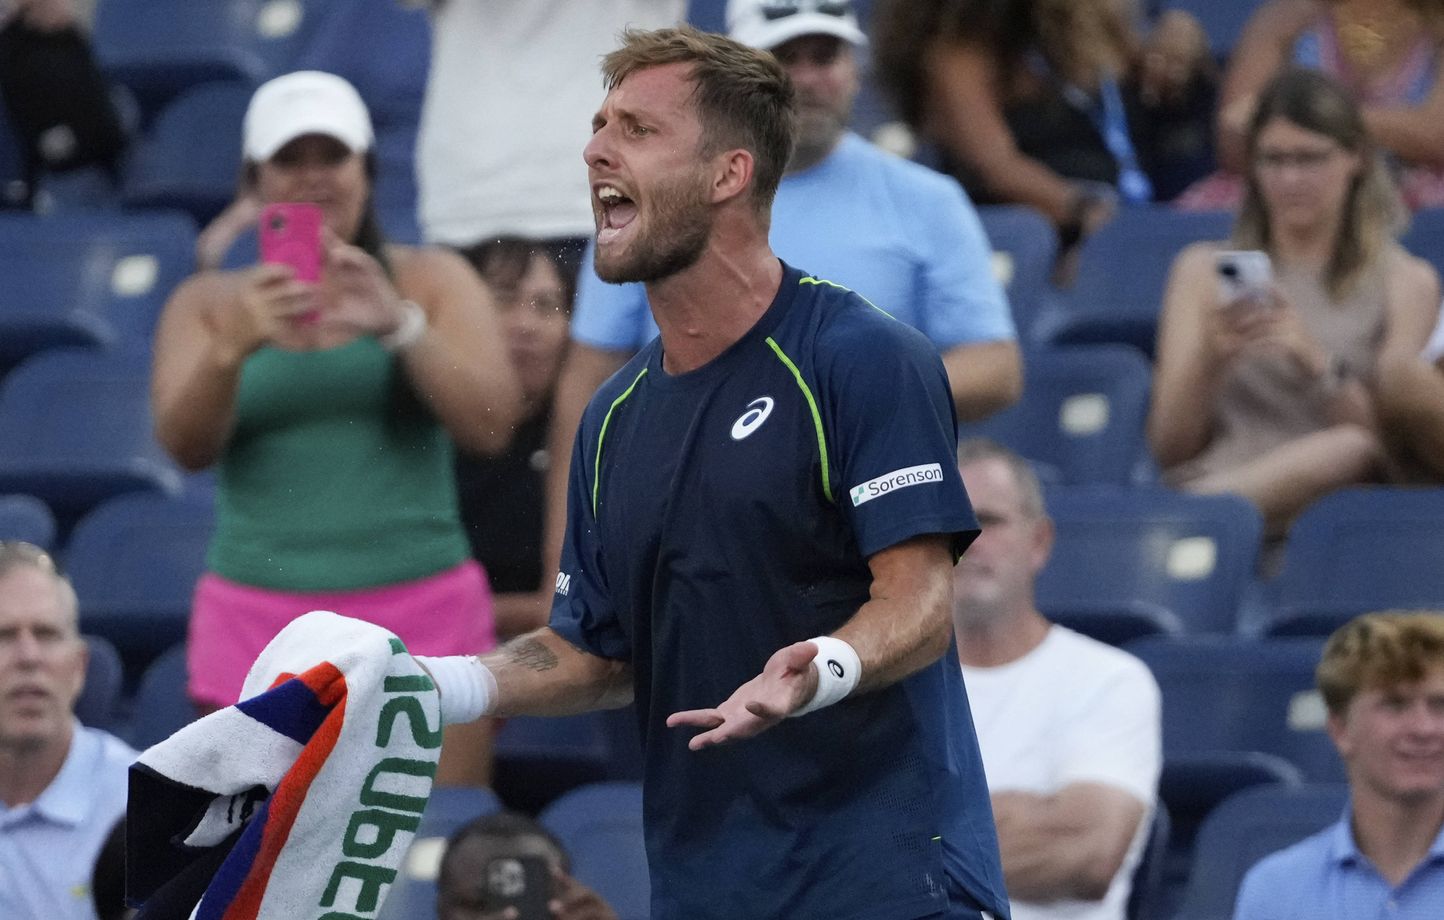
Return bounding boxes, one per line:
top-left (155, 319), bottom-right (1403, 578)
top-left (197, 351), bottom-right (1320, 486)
top-left (601, 25), bottom-right (796, 213)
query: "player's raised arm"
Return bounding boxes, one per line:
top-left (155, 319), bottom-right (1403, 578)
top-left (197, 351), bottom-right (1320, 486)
top-left (418, 627), bottom-right (632, 724)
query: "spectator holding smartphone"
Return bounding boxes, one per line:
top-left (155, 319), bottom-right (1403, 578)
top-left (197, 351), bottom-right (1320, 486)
top-left (150, 71), bottom-right (522, 787)
top-left (437, 812), bottom-right (617, 920)
top-left (1148, 68), bottom-right (1439, 540)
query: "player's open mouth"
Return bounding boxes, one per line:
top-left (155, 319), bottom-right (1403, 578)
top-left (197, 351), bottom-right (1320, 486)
top-left (597, 184), bottom-right (638, 245)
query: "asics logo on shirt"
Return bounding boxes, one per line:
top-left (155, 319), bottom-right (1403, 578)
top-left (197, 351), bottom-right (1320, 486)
top-left (730, 397), bottom-right (775, 440)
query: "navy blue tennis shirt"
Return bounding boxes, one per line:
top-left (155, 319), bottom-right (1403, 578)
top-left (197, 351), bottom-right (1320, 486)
top-left (550, 262), bottom-right (1010, 920)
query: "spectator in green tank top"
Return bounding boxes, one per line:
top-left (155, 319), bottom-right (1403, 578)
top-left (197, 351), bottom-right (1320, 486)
top-left (150, 71), bottom-right (523, 789)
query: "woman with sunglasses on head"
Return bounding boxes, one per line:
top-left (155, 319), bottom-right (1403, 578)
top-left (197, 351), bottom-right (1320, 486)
top-left (1149, 69), bottom-right (1440, 546)
top-left (151, 71), bottom-right (522, 787)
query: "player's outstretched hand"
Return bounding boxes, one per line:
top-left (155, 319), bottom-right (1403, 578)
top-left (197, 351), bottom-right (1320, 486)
top-left (665, 641), bottom-right (820, 751)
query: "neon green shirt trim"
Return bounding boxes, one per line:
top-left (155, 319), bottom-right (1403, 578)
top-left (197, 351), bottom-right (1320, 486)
top-left (593, 367), bottom-right (649, 516)
top-left (764, 336), bottom-right (833, 503)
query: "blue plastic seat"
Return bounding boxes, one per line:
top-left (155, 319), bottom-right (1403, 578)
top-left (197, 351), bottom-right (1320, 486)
top-left (1127, 803), bottom-right (1171, 920)
top-left (976, 205), bottom-right (1059, 339)
top-left (0, 103), bottom-right (26, 208)
top-left (1127, 636), bottom-right (1341, 782)
top-left (1037, 488), bottom-right (1263, 634)
top-left (1156, 751), bottom-right (1302, 917)
top-left (1269, 487), bottom-right (1444, 637)
top-left (93, 0), bottom-right (324, 115)
top-left (125, 642), bottom-right (199, 750)
top-left (1402, 207), bottom-right (1444, 281)
top-left (0, 493), bottom-right (57, 550)
top-left (960, 345), bottom-right (1153, 486)
top-left (0, 211), bottom-right (197, 370)
top-left (377, 786), bottom-right (505, 920)
top-left (1047, 600), bottom-right (1183, 648)
top-left (0, 350), bottom-right (183, 529)
top-left (122, 82), bottom-right (251, 225)
top-left (77, 634), bottom-right (126, 733)
top-left (493, 712), bottom-right (617, 815)
top-left (541, 782), bottom-right (650, 920)
top-left (65, 492), bottom-right (213, 676)
top-left (1033, 208), bottom-right (1232, 358)
top-left (1161, 0), bottom-right (1260, 58)
top-left (1174, 783), bottom-right (1348, 920)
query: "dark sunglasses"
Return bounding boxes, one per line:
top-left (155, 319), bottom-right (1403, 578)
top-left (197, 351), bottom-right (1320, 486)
top-left (760, 1), bottom-right (853, 20)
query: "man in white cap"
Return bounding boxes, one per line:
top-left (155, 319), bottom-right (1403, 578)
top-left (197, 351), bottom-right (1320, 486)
top-left (538, 0), bottom-right (1020, 611)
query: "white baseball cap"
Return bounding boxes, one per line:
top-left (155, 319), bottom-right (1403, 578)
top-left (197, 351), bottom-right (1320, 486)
top-left (242, 70), bottom-right (374, 162)
top-left (727, 0), bottom-right (867, 51)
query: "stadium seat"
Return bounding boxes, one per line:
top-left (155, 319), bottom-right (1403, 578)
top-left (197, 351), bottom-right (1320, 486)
top-left (493, 712), bottom-right (616, 815)
top-left (1126, 803), bottom-right (1171, 920)
top-left (1173, 783), bottom-right (1348, 920)
top-left (1403, 207), bottom-right (1444, 281)
top-left (93, 0), bottom-right (324, 115)
top-left (540, 782), bottom-right (650, 920)
top-left (125, 642), bottom-right (199, 750)
top-left (1031, 208), bottom-right (1232, 358)
top-left (0, 211), bottom-right (198, 371)
top-left (1160, 0), bottom-right (1258, 58)
top-left (378, 785), bottom-right (505, 920)
top-left (1156, 751), bottom-right (1303, 916)
top-left (65, 492), bottom-right (214, 676)
top-left (1047, 600), bottom-right (1183, 648)
top-left (76, 634), bottom-right (126, 733)
top-left (0, 493), bottom-right (56, 550)
top-left (0, 350), bottom-right (183, 530)
top-left (1269, 487), bottom-right (1444, 637)
top-left (0, 104), bottom-right (26, 208)
top-left (1037, 488), bottom-right (1263, 634)
top-left (959, 345), bottom-right (1153, 486)
top-left (976, 205), bottom-right (1059, 339)
top-left (122, 82), bottom-right (251, 225)
top-left (1127, 636), bottom-right (1342, 782)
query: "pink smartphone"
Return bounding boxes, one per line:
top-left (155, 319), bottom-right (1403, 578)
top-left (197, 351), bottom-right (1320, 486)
top-left (258, 202), bottom-right (324, 283)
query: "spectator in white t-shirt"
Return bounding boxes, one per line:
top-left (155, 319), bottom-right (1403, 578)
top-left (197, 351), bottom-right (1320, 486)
top-left (952, 438), bottom-right (1162, 920)
top-left (415, 0), bottom-right (684, 253)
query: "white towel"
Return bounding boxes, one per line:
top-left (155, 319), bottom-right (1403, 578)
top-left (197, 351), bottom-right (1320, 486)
top-left (127, 610), bottom-right (442, 920)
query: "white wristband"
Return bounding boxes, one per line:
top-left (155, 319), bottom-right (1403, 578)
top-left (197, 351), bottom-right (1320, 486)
top-left (379, 300), bottom-right (427, 352)
top-left (414, 655), bottom-right (497, 725)
top-left (789, 636), bottom-right (862, 718)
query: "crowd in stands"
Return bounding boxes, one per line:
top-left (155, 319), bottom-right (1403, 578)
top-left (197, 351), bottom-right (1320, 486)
top-left (1, 1), bottom-right (1444, 918)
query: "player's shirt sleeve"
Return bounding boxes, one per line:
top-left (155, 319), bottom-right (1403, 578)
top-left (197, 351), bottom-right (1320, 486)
top-left (548, 416), bottom-right (631, 661)
top-left (570, 239), bottom-right (659, 352)
top-left (908, 177), bottom-right (1016, 348)
top-left (822, 310), bottom-right (979, 559)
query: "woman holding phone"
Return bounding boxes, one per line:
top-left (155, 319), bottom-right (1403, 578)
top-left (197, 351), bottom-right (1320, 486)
top-left (151, 71), bottom-right (522, 786)
top-left (1148, 68), bottom-right (1439, 540)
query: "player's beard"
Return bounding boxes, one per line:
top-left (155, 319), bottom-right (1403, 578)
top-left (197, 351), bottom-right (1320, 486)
top-left (594, 168), bottom-right (713, 284)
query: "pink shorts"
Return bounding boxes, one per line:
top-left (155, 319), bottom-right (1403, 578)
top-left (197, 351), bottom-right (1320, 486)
top-left (187, 560), bottom-right (496, 709)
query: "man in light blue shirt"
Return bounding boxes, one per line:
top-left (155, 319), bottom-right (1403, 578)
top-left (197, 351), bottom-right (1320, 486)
top-left (1233, 611), bottom-right (1444, 920)
top-left (538, 0), bottom-right (1021, 596)
top-left (0, 542), bottom-right (136, 920)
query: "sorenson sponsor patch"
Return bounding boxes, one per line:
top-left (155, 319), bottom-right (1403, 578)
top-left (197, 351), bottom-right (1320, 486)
top-left (849, 463), bottom-right (944, 507)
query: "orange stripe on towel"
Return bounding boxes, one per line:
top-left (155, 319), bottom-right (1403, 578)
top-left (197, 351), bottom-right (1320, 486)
top-left (224, 662), bottom-right (348, 919)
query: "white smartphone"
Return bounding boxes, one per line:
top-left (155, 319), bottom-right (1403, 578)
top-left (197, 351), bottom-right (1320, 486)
top-left (1214, 250), bottom-right (1273, 309)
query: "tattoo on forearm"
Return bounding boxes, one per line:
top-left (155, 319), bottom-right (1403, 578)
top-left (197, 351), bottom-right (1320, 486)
top-left (508, 638), bottom-right (559, 672)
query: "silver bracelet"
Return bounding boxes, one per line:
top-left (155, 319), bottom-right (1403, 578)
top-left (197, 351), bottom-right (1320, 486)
top-left (379, 300), bottom-right (427, 352)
